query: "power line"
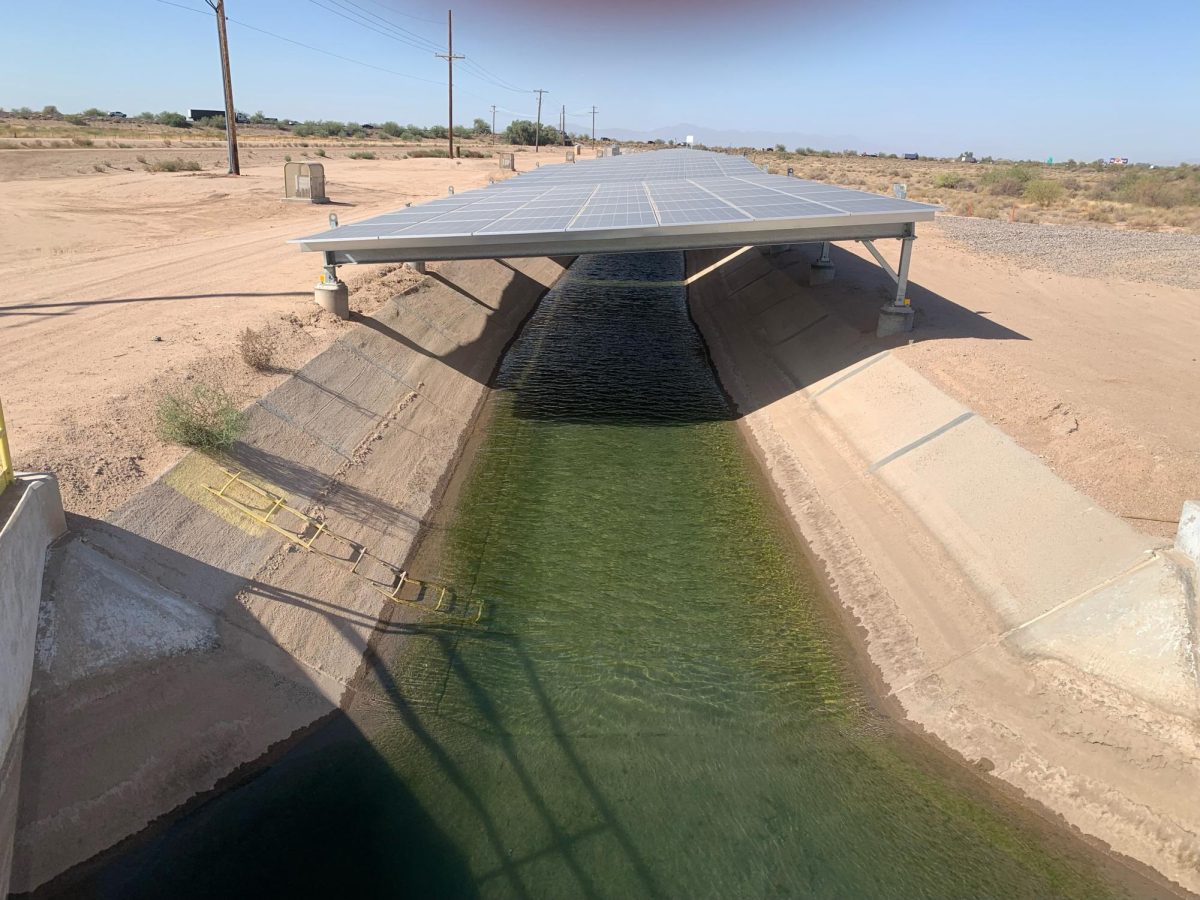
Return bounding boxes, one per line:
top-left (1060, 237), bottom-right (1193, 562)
top-left (154, 0), bottom-right (446, 87)
top-left (306, 0), bottom-right (443, 54)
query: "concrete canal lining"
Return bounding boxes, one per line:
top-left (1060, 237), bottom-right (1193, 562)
top-left (687, 245), bottom-right (1200, 894)
top-left (10, 257), bottom-right (567, 892)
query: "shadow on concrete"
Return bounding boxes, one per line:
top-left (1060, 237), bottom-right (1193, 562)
top-left (26, 514), bottom-right (660, 899)
top-left (682, 243), bottom-right (1030, 417)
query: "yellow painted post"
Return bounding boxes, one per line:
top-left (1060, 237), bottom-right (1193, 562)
top-left (0, 396), bottom-right (13, 495)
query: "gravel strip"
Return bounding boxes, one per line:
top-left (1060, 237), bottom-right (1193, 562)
top-left (933, 214), bottom-right (1200, 290)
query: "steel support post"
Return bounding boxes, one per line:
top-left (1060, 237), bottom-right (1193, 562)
top-left (818, 241), bottom-right (832, 266)
top-left (892, 235), bottom-right (914, 306)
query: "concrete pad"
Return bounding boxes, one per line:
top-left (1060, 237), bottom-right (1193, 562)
top-left (1009, 556), bottom-right (1199, 718)
top-left (877, 413), bottom-right (1161, 626)
top-left (34, 542), bottom-right (217, 692)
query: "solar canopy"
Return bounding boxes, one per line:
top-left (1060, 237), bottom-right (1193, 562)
top-left (293, 149), bottom-right (938, 264)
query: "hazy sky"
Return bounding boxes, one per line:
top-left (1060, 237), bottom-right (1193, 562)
top-left (4, 0), bottom-right (1198, 162)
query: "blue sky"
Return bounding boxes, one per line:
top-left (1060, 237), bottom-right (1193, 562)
top-left (4, 0), bottom-right (1198, 162)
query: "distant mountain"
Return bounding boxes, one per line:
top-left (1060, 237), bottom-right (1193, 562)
top-left (599, 122), bottom-right (874, 152)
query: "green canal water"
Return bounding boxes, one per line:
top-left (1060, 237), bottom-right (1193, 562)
top-left (71, 252), bottom-right (1141, 898)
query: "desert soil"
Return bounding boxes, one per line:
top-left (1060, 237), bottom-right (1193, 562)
top-left (0, 150), bottom-right (535, 515)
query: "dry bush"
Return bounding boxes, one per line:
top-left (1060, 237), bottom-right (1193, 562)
top-left (1024, 179), bottom-right (1065, 206)
top-left (147, 157), bottom-right (201, 172)
top-left (156, 384), bottom-right (244, 451)
top-left (237, 326), bottom-right (276, 371)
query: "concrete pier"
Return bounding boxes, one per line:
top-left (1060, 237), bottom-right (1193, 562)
top-left (313, 281), bottom-right (349, 319)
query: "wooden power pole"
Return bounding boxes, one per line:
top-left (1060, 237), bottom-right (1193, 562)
top-left (435, 10), bottom-right (464, 158)
top-left (205, 0), bottom-right (239, 174)
top-left (533, 89), bottom-right (547, 153)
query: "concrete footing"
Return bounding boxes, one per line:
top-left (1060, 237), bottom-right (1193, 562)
top-left (407, 261), bottom-right (427, 275)
top-left (1177, 500), bottom-right (1200, 565)
top-left (313, 282), bottom-right (349, 319)
top-left (876, 303), bottom-right (914, 336)
top-left (808, 262), bottom-right (835, 285)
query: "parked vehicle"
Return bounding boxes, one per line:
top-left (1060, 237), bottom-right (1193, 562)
top-left (903, 152), bottom-right (919, 160)
top-left (107, 111), bottom-right (126, 118)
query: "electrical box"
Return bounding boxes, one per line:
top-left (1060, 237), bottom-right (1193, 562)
top-left (283, 162), bottom-right (328, 203)
top-left (499, 152), bottom-right (515, 170)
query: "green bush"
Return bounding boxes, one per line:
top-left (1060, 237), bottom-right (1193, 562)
top-left (503, 119), bottom-right (561, 146)
top-left (1023, 179), bottom-right (1064, 205)
top-left (72, 137), bottom-right (93, 147)
top-left (156, 384), bottom-right (244, 451)
top-left (406, 148), bottom-right (449, 158)
top-left (348, 150), bottom-right (376, 160)
top-left (314, 147), bottom-right (327, 157)
top-left (934, 173), bottom-right (963, 189)
top-left (380, 121), bottom-right (402, 137)
top-left (64, 114), bottom-right (87, 126)
top-left (155, 111), bottom-right (190, 128)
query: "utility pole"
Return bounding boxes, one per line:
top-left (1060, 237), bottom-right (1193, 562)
top-left (489, 104), bottom-right (496, 146)
top-left (561, 104), bottom-right (567, 146)
top-left (590, 105), bottom-right (598, 148)
top-left (434, 10), bottom-right (464, 158)
top-left (204, 0), bottom-right (239, 174)
top-left (533, 89), bottom-right (547, 153)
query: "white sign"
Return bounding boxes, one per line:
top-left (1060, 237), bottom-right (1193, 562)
top-left (685, 134), bottom-right (694, 145)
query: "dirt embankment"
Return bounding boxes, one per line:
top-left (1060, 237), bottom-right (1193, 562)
top-left (0, 151), bottom-right (567, 516)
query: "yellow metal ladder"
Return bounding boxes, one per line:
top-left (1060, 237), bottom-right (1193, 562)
top-left (0, 397), bottom-right (13, 495)
top-left (205, 468), bottom-right (482, 624)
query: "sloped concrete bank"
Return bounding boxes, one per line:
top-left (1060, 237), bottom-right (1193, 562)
top-left (11, 257), bottom-right (567, 893)
top-left (687, 247), bottom-right (1200, 894)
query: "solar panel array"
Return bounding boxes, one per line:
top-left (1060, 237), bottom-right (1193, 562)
top-left (295, 149), bottom-right (936, 250)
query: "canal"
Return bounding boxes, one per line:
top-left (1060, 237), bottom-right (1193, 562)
top-left (69, 252), bottom-right (1140, 898)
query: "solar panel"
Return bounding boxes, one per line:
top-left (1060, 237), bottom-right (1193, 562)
top-left (293, 149), bottom-right (938, 259)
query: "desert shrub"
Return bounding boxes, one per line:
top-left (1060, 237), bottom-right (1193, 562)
top-left (460, 149), bottom-right (488, 158)
top-left (348, 150), bottom-right (376, 159)
top-left (236, 326), bottom-right (276, 371)
top-left (154, 111), bottom-right (190, 128)
top-left (1116, 171), bottom-right (1200, 208)
top-left (137, 112), bottom-right (155, 121)
top-left (80, 107), bottom-right (106, 118)
top-left (71, 137), bottom-right (94, 147)
top-left (156, 384), bottom-right (244, 451)
top-left (93, 163), bottom-right (106, 172)
top-left (135, 154), bottom-right (147, 164)
top-left (283, 154), bottom-right (291, 162)
top-left (148, 157), bottom-right (202, 172)
top-left (981, 165), bottom-right (1035, 196)
top-left (314, 147), bottom-right (327, 157)
top-left (1024, 179), bottom-right (1065, 205)
top-left (42, 105), bottom-right (61, 117)
top-left (64, 114), bottom-right (87, 126)
top-left (933, 173), bottom-right (963, 189)
top-left (406, 148), bottom-right (449, 158)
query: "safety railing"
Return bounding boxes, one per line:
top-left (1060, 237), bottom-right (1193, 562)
top-left (0, 397), bottom-right (13, 495)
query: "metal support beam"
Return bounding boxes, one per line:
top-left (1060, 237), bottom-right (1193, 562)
top-left (321, 250), bottom-right (340, 286)
top-left (893, 235), bottom-right (914, 307)
top-left (858, 230), bottom-right (915, 307)
top-left (818, 241), bottom-right (832, 266)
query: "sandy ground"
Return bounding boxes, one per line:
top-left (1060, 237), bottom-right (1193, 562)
top-left (0, 152), bottom-right (527, 515)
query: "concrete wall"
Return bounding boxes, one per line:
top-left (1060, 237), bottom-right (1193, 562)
top-left (0, 474), bottom-right (66, 897)
top-left (13, 258), bottom-right (566, 892)
top-left (688, 247), bottom-right (1200, 894)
